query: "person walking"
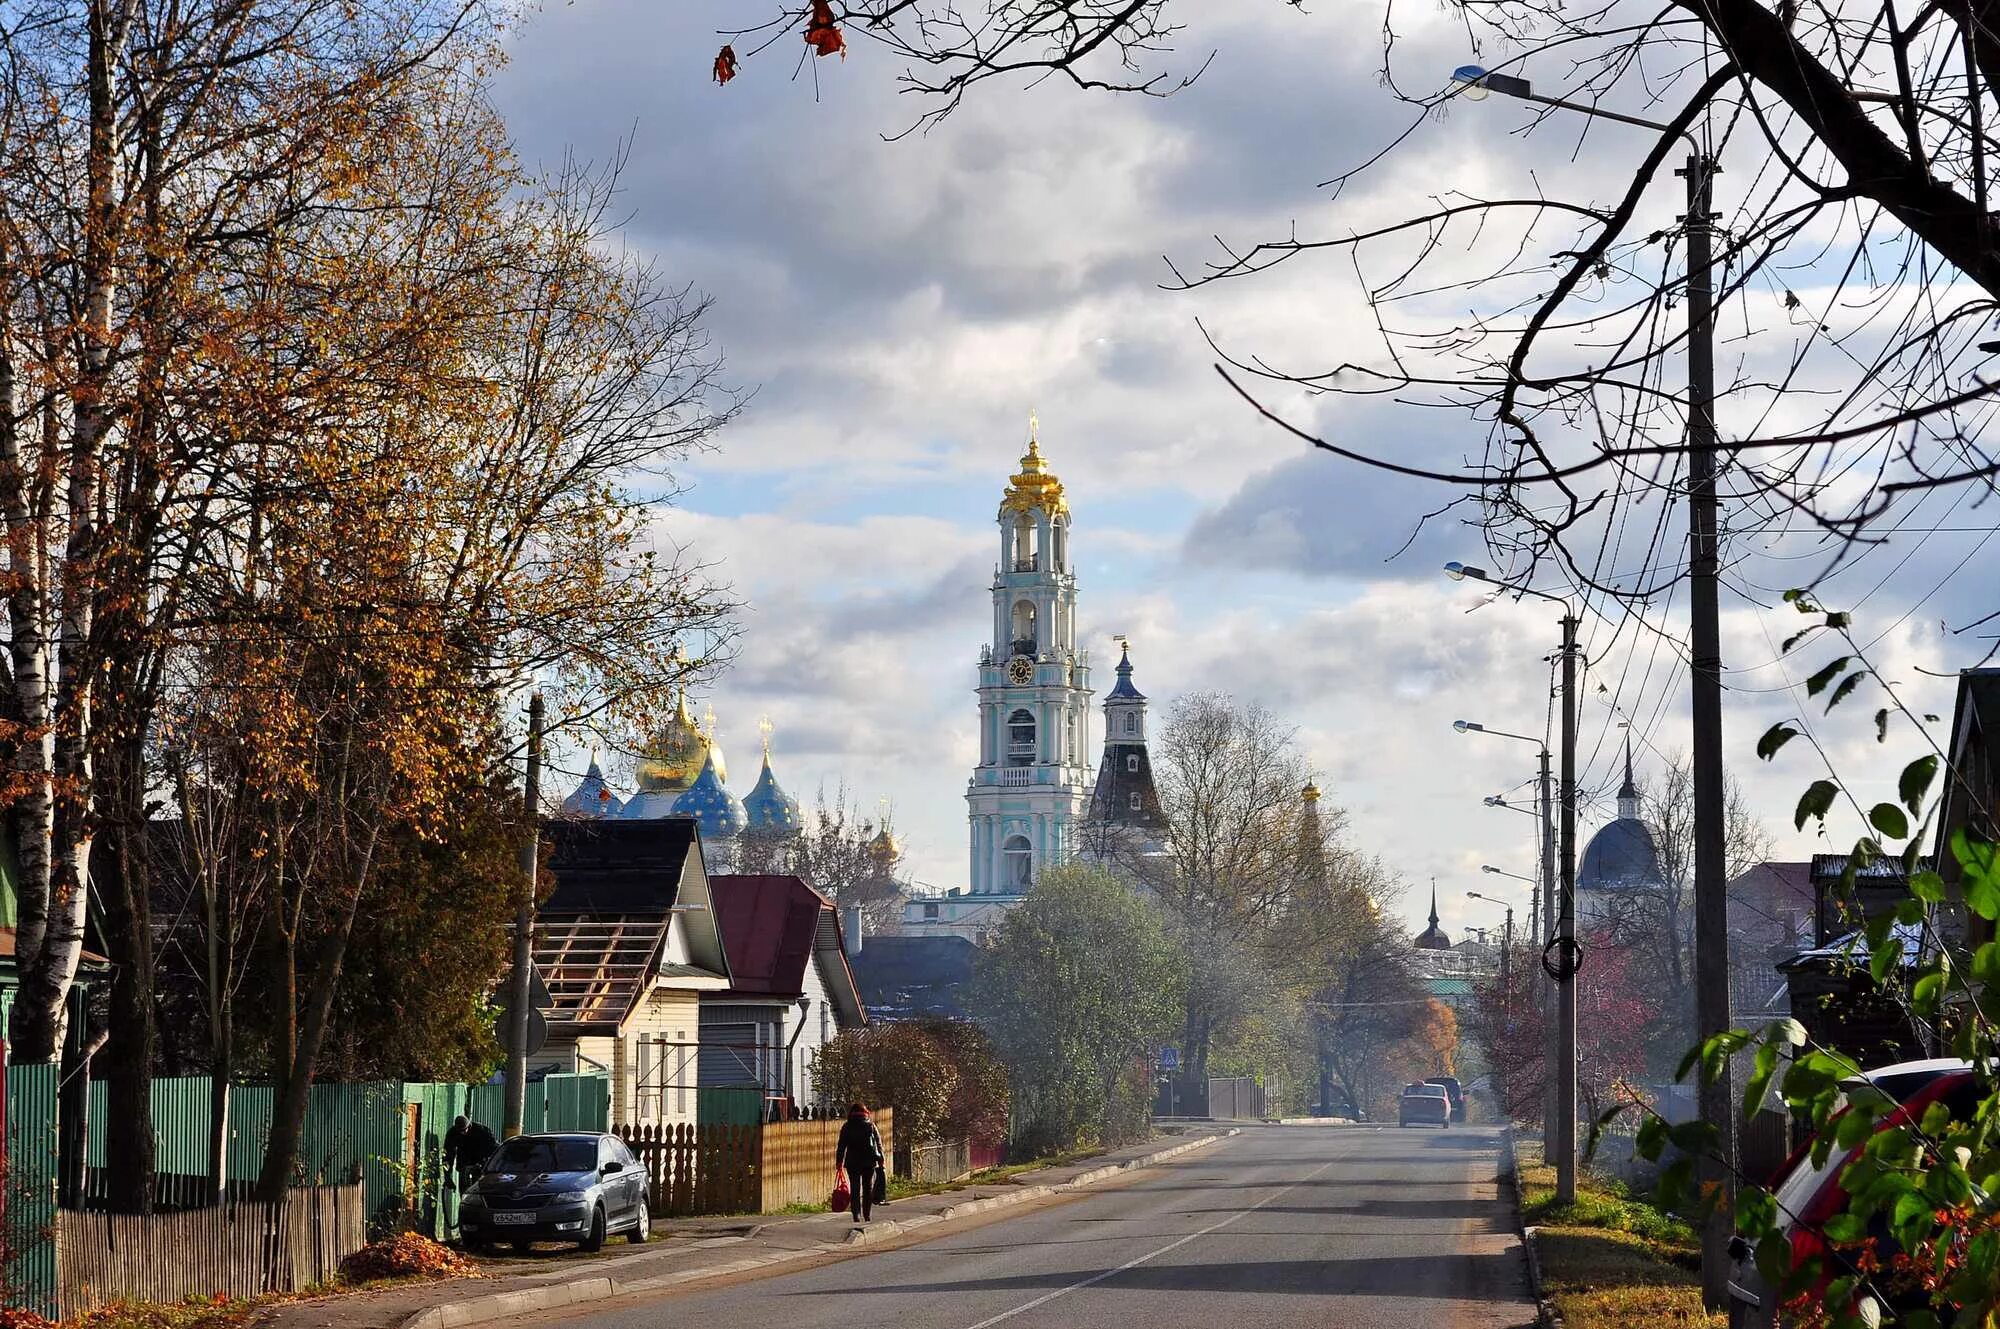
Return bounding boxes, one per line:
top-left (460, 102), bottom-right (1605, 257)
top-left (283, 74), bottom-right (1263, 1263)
top-left (834, 1103), bottom-right (885, 1224)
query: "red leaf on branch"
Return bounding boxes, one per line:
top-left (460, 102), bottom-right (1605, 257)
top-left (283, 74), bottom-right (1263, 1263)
top-left (713, 44), bottom-right (738, 85)
top-left (804, 1), bottom-right (845, 58)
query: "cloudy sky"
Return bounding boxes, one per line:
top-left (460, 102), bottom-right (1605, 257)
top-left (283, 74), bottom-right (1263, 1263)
top-left (493, 2), bottom-right (1992, 941)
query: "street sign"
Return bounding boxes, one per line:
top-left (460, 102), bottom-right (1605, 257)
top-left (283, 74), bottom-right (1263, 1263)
top-left (1160, 1047), bottom-right (1180, 1072)
top-left (496, 963), bottom-right (552, 1057)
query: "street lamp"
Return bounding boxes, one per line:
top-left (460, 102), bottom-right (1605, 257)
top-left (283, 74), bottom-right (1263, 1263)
top-left (1465, 890), bottom-right (1515, 994)
top-left (1447, 560), bottom-right (1580, 1206)
top-left (1447, 67), bottom-right (1733, 1291)
top-left (1452, 719), bottom-right (1555, 946)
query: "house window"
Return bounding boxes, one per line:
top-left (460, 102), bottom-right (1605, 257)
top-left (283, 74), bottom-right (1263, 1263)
top-left (1125, 713), bottom-right (1138, 735)
top-left (1130, 792), bottom-right (1143, 811)
top-left (923, 902), bottom-right (940, 920)
top-left (1126, 754), bottom-right (1139, 772)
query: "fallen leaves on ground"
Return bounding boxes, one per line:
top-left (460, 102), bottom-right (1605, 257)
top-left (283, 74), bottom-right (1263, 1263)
top-left (338, 1233), bottom-right (480, 1283)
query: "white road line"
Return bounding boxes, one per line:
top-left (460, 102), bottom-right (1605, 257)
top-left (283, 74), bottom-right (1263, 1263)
top-left (957, 1154), bottom-right (1341, 1329)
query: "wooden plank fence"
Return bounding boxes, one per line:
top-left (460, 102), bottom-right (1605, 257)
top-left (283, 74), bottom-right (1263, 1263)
top-left (614, 1111), bottom-right (898, 1217)
top-left (57, 1181), bottom-right (366, 1316)
top-left (614, 1123), bottom-right (759, 1218)
top-left (756, 1110), bottom-right (894, 1213)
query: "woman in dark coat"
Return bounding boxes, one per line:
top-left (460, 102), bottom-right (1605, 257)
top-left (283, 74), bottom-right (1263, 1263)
top-left (834, 1103), bottom-right (885, 1223)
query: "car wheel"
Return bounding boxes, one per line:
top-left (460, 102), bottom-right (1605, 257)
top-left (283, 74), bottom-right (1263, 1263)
top-left (464, 1235), bottom-right (492, 1255)
top-left (509, 1239), bottom-right (532, 1254)
top-left (581, 1206), bottom-right (606, 1252)
top-left (627, 1201), bottom-right (651, 1245)
top-left (1442, 1118), bottom-right (1451, 1129)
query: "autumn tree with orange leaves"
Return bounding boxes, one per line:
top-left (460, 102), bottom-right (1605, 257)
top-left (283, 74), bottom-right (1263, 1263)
top-left (2, 1), bottom-right (737, 1209)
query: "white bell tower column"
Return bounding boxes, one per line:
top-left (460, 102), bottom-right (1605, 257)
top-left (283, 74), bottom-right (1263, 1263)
top-left (967, 419), bottom-right (1093, 896)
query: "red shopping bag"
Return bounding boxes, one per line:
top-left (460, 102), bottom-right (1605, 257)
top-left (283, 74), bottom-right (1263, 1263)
top-left (829, 1168), bottom-right (851, 1213)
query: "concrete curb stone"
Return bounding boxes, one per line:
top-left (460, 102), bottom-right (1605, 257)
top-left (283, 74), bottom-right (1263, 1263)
top-left (1498, 1127), bottom-right (1564, 1329)
top-left (395, 1130), bottom-right (1236, 1329)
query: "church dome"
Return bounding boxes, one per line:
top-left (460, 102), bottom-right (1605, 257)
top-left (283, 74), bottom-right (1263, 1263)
top-left (867, 824), bottom-right (900, 868)
top-left (1579, 818), bottom-right (1665, 891)
top-left (742, 751), bottom-right (802, 833)
top-left (559, 753), bottom-right (623, 818)
top-left (999, 432), bottom-right (1067, 519)
top-left (672, 751), bottom-right (747, 841)
top-left (634, 689), bottom-right (713, 795)
top-left (1579, 740), bottom-right (1664, 892)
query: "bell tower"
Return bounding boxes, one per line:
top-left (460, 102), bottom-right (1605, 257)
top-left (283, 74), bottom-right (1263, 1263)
top-left (967, 418), bottom-right (1093, 895)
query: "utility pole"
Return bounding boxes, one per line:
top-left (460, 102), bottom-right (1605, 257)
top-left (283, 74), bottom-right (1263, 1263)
top-left (1555, 611), bottom-right (1579, 1205)
top-left (1682, 148), bottom-right (1734, 1309)
top-left (1539, 746), bottom-right (1557, 1161)
top-left (505, 690), bottom-right (544, 1140)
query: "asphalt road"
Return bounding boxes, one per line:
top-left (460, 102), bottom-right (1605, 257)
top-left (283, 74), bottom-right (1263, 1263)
top-left (530, 1123), bottom-right (1536, 1329)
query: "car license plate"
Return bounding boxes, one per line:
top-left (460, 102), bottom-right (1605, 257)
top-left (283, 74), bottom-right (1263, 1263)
top-left (492, 1212), bottom-right (534, 1225)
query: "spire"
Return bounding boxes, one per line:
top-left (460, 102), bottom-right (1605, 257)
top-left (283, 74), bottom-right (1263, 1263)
top-left (1106, 638), bottom-right (1145, 701)
top-left (1618, 735), bottom-right (1640, 819)
top-left (1414, 877), bottom-right (1451, 950)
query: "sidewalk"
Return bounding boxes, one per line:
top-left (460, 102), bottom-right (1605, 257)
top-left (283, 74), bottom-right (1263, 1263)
top-left (253, 1128), bottom-right (1237, 1329)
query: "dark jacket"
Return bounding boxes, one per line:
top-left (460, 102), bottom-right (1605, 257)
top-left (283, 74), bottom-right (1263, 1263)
top-left (446, 1120), bottom-right (500, 1172)
top-left (835, 1115), bottom-right (884, 1171)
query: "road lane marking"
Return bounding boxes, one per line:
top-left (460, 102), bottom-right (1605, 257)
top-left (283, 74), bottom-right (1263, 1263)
top-left (956, 1155), bottom-right (1342, 1329)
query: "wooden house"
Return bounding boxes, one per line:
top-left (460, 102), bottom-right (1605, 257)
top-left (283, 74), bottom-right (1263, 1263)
top-left (530, 817), bottom-right (731, 1129)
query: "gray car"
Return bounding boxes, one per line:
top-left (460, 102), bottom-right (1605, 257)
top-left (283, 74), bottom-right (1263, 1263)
top-left (459, 1132), bottom-right (652, 1253)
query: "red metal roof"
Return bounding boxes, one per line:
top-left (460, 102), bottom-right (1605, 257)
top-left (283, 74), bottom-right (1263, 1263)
top-left (708, 874), bottom-right (828, 999)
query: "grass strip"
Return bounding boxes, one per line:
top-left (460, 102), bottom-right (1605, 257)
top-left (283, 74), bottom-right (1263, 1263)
top-left (1515, 1148), bottom-right (1723, 1328)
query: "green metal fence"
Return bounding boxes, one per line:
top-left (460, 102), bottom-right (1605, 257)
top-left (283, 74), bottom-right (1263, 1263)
top-left (76, 1074), bottom-right (609, 1235)
top-left (6, 1063), bottom-right (58, 1318)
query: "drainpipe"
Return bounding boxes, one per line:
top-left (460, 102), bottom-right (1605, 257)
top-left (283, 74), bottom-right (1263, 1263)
top-left (784, 996), bottom-right (814, 1114)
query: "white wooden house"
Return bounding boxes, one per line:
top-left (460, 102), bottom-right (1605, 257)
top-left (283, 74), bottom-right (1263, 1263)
top-left (700, 874), bottom-right (866, 1116)
top-left (529, 817), bottom-right (731, 1128)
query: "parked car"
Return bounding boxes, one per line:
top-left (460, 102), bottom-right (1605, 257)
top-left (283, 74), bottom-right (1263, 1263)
top-left (1727, 1058), bottom-right (1973, 1327)
top-left (1398, 1081), bottom-right (1452, 1128)
top-left (459, 1132), bottom-right (652, 1253)
top-left (1425, 1076), bottom-right (1467, 1122)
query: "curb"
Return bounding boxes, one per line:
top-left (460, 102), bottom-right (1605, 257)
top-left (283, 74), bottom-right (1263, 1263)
top-left (399, 1130), bottom-right (1236, 1329)
top-left (1500, 1128), bottom-right (1563, 1329)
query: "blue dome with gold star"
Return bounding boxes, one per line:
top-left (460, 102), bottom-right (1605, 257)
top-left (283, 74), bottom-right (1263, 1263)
top-left (671, 750), bottom-right (746, 840)
top-left (560, 754), bottom-right (624, 818)
top-left (742, 753), bottom-right (802, 833)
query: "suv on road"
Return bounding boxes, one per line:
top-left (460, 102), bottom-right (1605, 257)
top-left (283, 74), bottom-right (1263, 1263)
top-left (1424, 1076), bottom-right (1467, 1122)
top-left (459, 1132), bottom-right (653, 1253)
top-left (1398, 1081), bottom-right (1452, 1128)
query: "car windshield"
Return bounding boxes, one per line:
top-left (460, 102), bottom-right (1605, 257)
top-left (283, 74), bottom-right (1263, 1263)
top-left (1404, 1085), bottom-right (1445, 1097)
top-left (488, 1137), bottom-right (597, 1174)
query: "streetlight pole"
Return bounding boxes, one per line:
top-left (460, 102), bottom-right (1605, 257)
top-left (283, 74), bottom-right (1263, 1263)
top-left (1448, 67), bottom-right (1732, 1295)
top-left (1447, 562), bottom-right (1579, 1204)
top-left (1466, 890), bottom-right (1515, 994)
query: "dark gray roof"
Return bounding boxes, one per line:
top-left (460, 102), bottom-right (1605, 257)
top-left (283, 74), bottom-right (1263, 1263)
top-left (1578, 817), bottom-right (1664, 891)
top-left (542, 817), bottom-right (695, 914)
top-left (1090, 743), bottom-right (1167, 831)
top-left (848, 935), bottom-right (976, 1020)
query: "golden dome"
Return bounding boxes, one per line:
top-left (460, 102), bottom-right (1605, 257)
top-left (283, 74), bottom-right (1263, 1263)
top-left (635, 689), bottom-right (712, 794)
top-left (1000, 426), bottom-right (1068, 519)
top-left (1302, 780), bottom-right (1321, 803)
top-left (867, 823), bottom-right (900, 867)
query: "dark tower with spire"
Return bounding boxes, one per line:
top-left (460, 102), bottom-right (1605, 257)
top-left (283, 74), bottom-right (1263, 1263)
top-left (1088, 641), bottom-right (1166, 840)
top-left (1414, 879), bottom-right (1451, 950)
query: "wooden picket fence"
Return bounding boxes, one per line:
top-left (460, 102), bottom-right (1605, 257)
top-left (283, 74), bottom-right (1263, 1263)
top-left (614, 1122), bottom-right (759, 1217)
top-left (57, 1181), bottom-right (366, 1316)
top-left (613, 1111), bottom-right (896, 1216)
top-left (756, 1110), bottom-right (894, 1213)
